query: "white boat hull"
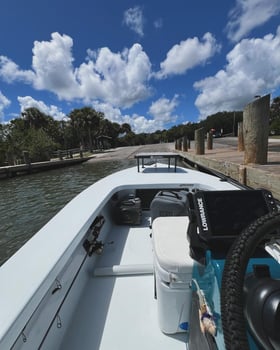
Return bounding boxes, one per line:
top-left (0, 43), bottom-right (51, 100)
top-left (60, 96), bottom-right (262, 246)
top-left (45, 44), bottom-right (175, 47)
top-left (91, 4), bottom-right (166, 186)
top-left (1, 157), bottom-right (278, 350)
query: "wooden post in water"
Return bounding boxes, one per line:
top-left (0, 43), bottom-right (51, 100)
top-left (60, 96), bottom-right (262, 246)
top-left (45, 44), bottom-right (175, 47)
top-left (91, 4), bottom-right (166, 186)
top-left (238, 121), bottom-right (244, 151)
top-left (182, 135), bottom-right (188, 152)
top-left (207, 131), bottom-right (213, 150)
top-left (243, 94), bottom-right (270, 164)
top-left (195, 128), bottom-right (205, 155)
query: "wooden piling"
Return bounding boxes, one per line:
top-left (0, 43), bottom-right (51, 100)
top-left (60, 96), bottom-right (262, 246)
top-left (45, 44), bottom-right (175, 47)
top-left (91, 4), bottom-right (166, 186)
top-left (178, 138), bottom-right (182, 151)
top-left (182, 136), bottom-right (188, 152)
top-left (243, 94), bottom-right (270, 164)
top-left (207, 131), bottom-right (213, 150)
top-left (237, 122), bottom-right (244, 151)
top-left (195, 128), bottom-right (205, 155)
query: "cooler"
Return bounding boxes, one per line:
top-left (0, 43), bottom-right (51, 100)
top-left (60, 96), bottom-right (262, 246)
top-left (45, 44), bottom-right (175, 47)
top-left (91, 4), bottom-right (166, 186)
top-left (150, 190), bottom-right (189, 222)
top-left (115, 195), bottom-right (142, 225)
top-left (152, 216), bottom-right (193, 334)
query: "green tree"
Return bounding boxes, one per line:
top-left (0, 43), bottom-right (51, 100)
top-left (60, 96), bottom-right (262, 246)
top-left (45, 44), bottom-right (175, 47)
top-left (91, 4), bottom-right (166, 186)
top-left (3, 114), bottom-right (58, 164)
top-left (68, 107), bottom-right (104, 150)
top-left (120, 123), bottom-right (132, 134)
top-left (21, 108), bottom-right (50, 130)
top-left (0, 124), bottom-right (8, 164)
top-left (22, 128), bottom-right (57, 162)
top-left (270, 96), bottom-right (280, 121)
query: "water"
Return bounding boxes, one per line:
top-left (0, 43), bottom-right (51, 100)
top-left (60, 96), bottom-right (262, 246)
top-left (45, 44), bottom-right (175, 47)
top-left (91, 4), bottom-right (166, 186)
top-left (0, 159), bottom-right (135, 266)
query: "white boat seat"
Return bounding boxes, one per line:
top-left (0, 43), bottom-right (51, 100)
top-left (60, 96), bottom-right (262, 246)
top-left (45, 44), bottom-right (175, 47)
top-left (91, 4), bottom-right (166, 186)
top-left (152, 216), bottom-right (193, 334)
top-left (152, 216), bottom-right (193, 283)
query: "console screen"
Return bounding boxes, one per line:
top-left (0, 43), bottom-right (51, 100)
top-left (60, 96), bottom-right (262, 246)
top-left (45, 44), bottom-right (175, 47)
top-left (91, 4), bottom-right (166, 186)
top-left (193, 190), bottom-right (276, 240)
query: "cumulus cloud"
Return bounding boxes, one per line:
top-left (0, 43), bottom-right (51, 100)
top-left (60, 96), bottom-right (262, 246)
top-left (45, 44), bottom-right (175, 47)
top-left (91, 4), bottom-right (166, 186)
top-left (194, 26), bottom-right (280, 118)
top-left (129, 114), bottom-right (159, 133)
top-left (0, 56), bottom-right (35, 84)
top-left (0, 33), bottom-right (152, 109)
top-left (148, 95), bottom-right (179, 126)
top-left (156, 33), bottom-right (221, 78)
top-left (123, 6), bottom-right (144, 37)
top-left (18, 96), bottom-right (66, 120)
top-left (92, 100), bottom-right (162, 133)
top-left (226, 0), bottom-right (280, 42)
top-left (79, 43), bottom-right (152, 107)
top-left (93, 96), bottom-right (180, 133)
top-left (0, 33), bottom-right (79, 100)
top-left (0, 91), bottom-right (11, 122)
top-left (31, 32), bottom-right (80, 99)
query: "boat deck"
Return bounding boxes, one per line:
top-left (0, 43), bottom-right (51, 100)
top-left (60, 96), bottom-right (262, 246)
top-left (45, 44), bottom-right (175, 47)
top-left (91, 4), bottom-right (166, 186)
top-left (61, 211), bottom-right (188, 350)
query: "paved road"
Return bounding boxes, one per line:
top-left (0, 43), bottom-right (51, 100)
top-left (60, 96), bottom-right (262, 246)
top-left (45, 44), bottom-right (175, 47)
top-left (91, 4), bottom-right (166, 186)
top-left (89, 137), bottom-right (280, 162)
top-left (89, 143), bottom-right (175, 162)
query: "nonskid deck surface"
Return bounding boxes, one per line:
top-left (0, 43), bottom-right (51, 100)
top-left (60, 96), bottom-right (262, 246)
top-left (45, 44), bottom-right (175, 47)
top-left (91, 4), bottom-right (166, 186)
top-left (61, 212), bottom-right (188, 350)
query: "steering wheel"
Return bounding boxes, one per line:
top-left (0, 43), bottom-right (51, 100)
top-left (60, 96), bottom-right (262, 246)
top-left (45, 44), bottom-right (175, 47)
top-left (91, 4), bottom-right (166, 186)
top-left (220, 211), bottom-right (280, 350)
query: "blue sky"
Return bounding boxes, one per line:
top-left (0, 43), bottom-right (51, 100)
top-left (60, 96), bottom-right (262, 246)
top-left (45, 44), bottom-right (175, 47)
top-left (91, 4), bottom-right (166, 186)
top-left (0, 0), bottom-right (280, 133)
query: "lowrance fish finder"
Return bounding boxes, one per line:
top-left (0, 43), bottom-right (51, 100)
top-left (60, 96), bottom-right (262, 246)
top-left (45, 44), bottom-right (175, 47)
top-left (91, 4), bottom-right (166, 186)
top-left (193, 189), bottom-right (277, 241)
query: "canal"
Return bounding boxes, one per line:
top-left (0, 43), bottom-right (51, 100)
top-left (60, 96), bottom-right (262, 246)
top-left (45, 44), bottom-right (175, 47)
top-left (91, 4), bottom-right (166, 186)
top-left (0, 158), bottom-right (136, 266)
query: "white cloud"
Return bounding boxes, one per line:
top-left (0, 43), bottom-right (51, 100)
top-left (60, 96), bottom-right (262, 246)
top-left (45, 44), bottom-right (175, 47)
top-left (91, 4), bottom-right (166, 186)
top-left (0, 91), bottom-right (11, 122)
top-left (79, 43), bottom-right (152, 108)
top-left (31, 32), bottom-right (80, 100)
top-left (92, 100), bottom-right (161, 133)
top-left (130, 115), bottom-right (159, 133)
top-left (227, 0), bottom-right (280, 42)
top-left (0, 33), bottom-right (79, 101)
top-left (123, 6), bottom-right (144, 37)
top-left (194, 26), bottom-right (280, 118)
top-left (148, 96), bottom-right (179, 126)
top-left (91, 101), bottom-right (124, 125)
top-left (0, 56), bottom-right (35, 84)
top-left (18, 96), bottom-right (66, 120)
top-left (92, 97), bottom-right (178, 133)
top-left (156, 33), bottom-right (221, 78)
top-left (0, 33), bottom-right (152, 110)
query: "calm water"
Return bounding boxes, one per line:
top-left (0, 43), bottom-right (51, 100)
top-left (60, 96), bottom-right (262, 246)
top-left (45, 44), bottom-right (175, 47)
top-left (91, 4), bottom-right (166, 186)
top-left (0, 159), bottom-right (135, 266)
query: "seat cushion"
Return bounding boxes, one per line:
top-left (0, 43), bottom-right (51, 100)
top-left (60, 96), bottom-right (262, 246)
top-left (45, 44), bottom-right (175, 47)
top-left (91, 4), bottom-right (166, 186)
top-left (152, 216), bottom-right (193, 274)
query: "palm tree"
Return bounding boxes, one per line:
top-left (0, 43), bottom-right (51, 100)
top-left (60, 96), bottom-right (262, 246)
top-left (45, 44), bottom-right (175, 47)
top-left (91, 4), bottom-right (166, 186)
top-left (68, 107), bottom-right (104, 150)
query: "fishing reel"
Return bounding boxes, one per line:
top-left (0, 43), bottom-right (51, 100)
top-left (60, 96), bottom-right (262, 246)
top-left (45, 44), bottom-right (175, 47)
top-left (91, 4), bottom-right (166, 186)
top-left (83, 215), bottom-right (105, 256)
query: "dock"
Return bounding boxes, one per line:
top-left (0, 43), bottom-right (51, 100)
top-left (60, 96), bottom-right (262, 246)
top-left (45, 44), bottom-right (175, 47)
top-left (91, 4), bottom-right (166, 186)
top-left (176, 138), bottom-right (280, 201)
top-left (0, 157), bottom-right (91, 179)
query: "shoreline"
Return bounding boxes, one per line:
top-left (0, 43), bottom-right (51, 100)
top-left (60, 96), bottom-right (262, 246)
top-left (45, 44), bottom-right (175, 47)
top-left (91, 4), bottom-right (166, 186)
top-left (1, 139), bottom-right (280, 201)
